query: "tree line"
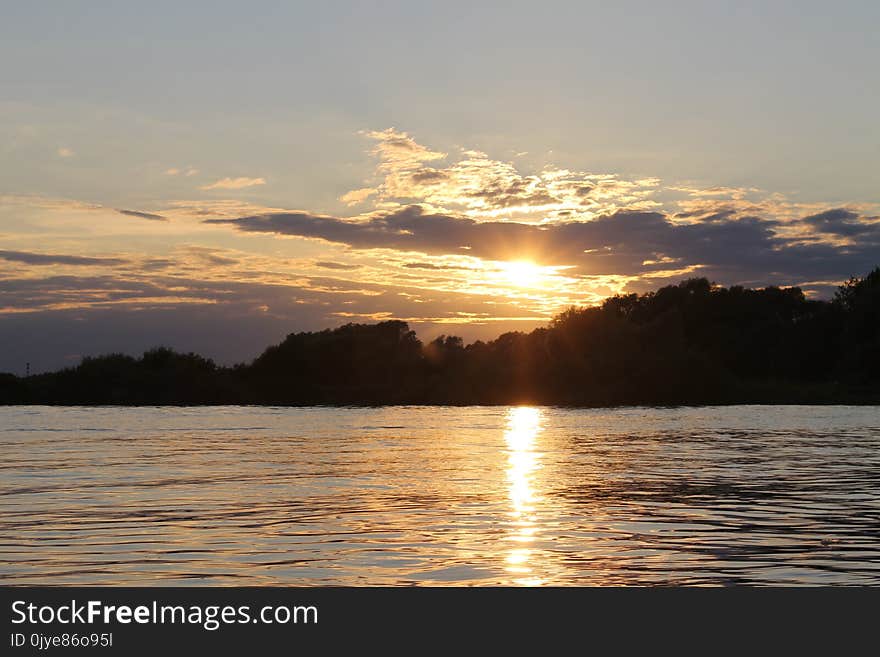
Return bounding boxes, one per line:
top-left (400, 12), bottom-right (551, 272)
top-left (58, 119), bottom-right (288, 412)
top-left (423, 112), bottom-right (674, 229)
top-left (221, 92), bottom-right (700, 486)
top-left (2, 267), bottom-right (878, 406)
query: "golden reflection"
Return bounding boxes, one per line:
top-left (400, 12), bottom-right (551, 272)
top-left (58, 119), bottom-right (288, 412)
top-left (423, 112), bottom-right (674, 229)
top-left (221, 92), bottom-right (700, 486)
top-left (503, 406), bottom-right (544, 585)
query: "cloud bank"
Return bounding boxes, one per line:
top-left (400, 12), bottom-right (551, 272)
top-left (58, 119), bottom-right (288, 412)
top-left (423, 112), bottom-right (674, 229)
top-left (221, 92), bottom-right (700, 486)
top-left (206, 204), bottom-right (880, 289)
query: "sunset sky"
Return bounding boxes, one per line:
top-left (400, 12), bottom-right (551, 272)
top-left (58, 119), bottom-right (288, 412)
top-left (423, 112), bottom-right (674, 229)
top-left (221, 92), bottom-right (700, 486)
top-left (2, 2), bottom-right (878, 373)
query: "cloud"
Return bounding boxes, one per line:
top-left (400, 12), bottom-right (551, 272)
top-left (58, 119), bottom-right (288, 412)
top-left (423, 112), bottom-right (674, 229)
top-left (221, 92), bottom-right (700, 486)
top-left (668, 185), bottom-right (762, 200)
top-left (0, 250), bottom-right (128, 267)
top-left (339, 187), bottom-right (377, 206)
top-left (165, 167), bottom-right (199, 176)
top-left (315, 261), bottom-right (360, 270)
top-left (56, 147), bottom-right (74, 158)
top-left (2, 195), bottom-right (171, 223)
top-left (0, 272), bottom-right (544, 322)
top-left (200, 177), bottom-right (267, 190)
top-left (364, 128), bottom-right (446, 168)
top-left (403, 261), bottom-right (471, 271)
top-left (803, 208), bottom-right (879, 237)
top-left (179, 246), bottom-right (239, 266)
top-left (207, 204), bottom-right (880, 289)
top-left (116, 208), bottom-right (167, 221)
top-left (343, 130), bottom-right (880, 233)
top-left (347, 130), bottom-right (659, 220)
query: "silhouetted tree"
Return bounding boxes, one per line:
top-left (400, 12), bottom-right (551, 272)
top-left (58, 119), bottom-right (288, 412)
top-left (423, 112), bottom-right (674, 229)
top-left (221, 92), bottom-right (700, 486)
top-left (834, 267), bottom-right (880, 385)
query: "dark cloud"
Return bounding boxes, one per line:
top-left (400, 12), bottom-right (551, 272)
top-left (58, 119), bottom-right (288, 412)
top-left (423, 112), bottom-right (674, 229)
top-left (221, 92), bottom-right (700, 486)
top-left (314, 261), bottom-right (360, 270)
top-left (0, 250), bottom-right (128, 266)
top-left (205, 206), bottom-right (543, 258)
top-left (0, 271), bottom-right (540, 326)
top-left (140, 258), bottom-right (176, 270)
top-left (803, 208), bottom-right (879, 237)
top-left (0, 275), bottom-right (186, 307)
top-left (206, 205), bottom-right (880, 287)
top-left (462, 179), bottom-right (557, 209)
top-left (409, 168), bottom-right (450, 184)
top-left (205, 254), bottom-right (238, 266)
top-left (178, 246), bottom-right (239, 266)
top-left (403, 262), bottom-right (470, 271)
top-left (674, 208), bottom-right (738, 222)
top-left (116, 208), bottom-right (167, 221)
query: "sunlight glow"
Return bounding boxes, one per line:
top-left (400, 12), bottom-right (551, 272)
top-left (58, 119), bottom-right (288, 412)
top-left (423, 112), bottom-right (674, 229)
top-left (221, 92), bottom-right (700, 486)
top-left (500, 260), bottom-right (544, 288)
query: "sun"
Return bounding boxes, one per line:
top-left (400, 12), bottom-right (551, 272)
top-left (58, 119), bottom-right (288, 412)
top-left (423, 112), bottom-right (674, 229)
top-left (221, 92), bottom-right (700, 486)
top-left (501, 260), bottom-right (543, 288)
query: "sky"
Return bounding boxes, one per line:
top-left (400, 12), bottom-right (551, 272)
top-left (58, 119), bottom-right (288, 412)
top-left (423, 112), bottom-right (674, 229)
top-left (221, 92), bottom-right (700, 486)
top-left (1, 1), bottom-right (878, 373)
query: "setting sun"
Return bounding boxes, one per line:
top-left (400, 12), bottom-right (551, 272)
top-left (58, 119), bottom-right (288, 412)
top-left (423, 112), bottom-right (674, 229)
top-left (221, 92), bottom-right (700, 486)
top-left (500, 261), bottom-right (543, 288)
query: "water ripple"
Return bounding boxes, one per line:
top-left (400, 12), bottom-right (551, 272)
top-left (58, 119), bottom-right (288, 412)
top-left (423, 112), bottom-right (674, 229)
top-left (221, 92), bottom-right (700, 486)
top-left (1, 405), bottom-right (878, 585)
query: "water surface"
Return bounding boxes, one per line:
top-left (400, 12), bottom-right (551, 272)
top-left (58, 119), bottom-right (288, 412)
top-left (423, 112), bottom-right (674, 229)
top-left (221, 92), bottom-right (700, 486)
top-left (1, 405), bottom-right (878, 585)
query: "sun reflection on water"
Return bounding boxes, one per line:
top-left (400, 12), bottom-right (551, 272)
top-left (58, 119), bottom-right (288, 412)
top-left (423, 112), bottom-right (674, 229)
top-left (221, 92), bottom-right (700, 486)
top-left (503, 406), bottom-right (544, 585)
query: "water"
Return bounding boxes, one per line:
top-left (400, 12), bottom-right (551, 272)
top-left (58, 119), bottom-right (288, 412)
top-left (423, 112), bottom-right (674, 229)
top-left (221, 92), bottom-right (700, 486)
top-left (1, 405), bottom-right (879, 586)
